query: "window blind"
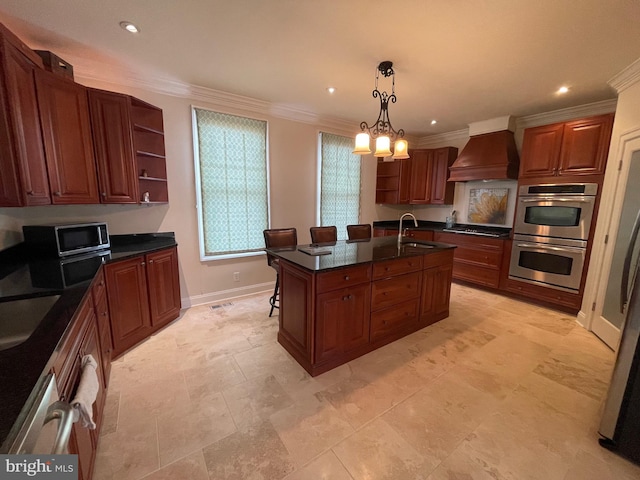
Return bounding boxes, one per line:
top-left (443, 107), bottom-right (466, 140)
top-left (194, 108), bottom-right (268, 257)
top-left (319, 132), bottom-right (362, 240)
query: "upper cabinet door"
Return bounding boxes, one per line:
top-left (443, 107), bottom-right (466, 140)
top-left (410, 149), bottom-right (434, 204)
top-left (519, 123), bottom-right (564, 179)
top-left (558, 114), bottom-right (614, 176)
top-left (0, 37), bottom-right (50, 206)
top-left (430, 147), bottom-right (457, 205)
top-left (35, 69), bottom-right (99, 204)
top-left (88, 89), bottom-right (138, 203)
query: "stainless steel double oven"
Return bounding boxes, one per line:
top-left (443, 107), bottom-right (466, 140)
top-left (509, 183), bottom-right (597, 292)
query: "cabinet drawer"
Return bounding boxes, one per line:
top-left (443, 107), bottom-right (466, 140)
top-left (316, 265), bottom-right (371, 293)
top-left (423, 249), bottom-right (454, 268)
top-left (371, 271), bottom-right (422, 310)
top-left (452, 262), bottom-right (500, 288)
top-left (434, 232), bottom-right (505, 249)
top-left (373, 256), bottom-right (423, 280)
top-left (454, 245), bottom-right (502, 268)
top-left (404, 229), bottom-right (434, 241)
top-left (370, 298), bottom-right (419, 342)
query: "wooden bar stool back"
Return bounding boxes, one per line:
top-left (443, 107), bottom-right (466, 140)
top-left (310, 226), bottom-right (337, 244)
top-left (346, 224), bottom-right (372, 240)
top-left (263, 228), bottom-right (297, 317)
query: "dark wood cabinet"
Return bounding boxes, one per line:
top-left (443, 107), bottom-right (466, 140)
top-left (315, 283), bottom-right (371, 363)
top-left (0, 25), bottom-right (50, 207)
top-left (106, 248), bottom-right (181, 357)
top-left (105, 256), bottom-right (153, 357)
top-left (35, 69), bottom-right (99, 204)
top-left (434, 232), bottom-right (505, 289)
top-left (431, 147), bottom-right (457, 204)
top-left (91, 268), bottom-right (112, 387)
top-left (88, 88), bottom-right (139, 203)
top-left (51, 293), bottom-right (106, 480)
top-left (519, 113), bottom-right (614, 180)
top-left (131, 97), bottom-right (168, 203)
top-left (146, 247), bottom-right (181, 328)
top-left (376, 147), bottom-right (457, 205)
top-left (421, 258), bottom-right (453, 324)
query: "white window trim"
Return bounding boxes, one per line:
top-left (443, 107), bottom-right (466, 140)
top-left (191, 105), bottom-right (272, 261)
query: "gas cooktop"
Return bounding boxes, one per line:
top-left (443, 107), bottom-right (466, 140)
top-left (441, 225), bottom-right (510, 238)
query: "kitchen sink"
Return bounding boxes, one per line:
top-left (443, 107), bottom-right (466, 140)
top-left (0, 295), bottom-right (61, 351)
top-left (402, 242), bottom-right (435, 249)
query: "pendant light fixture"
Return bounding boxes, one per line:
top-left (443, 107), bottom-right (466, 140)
top-left (353, 61), bottom-right (409, 159)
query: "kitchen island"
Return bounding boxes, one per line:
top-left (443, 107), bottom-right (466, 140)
top-left (268, 236), bottom-right (455, 376)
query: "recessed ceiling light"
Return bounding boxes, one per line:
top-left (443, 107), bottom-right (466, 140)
top-left (557, 86), bottom-right (569, 94)
top-left (430, 120), bottom-right (437, 125)
top-left (119, 21), bottom-right (140, 33)
top-left (327, 87), bottom-right (336, 94)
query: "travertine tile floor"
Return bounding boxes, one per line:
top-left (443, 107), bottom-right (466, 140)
top-left (93, 284), bottom-right (640, 480)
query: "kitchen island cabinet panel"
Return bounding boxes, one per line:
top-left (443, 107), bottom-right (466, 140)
top-left (371, 271), bottom-right (422, 310)
top-left (421, 263), bottom-right (453, 323)
top-left (0, 30), bottom-right (51, 206)
top-left (315, 284), bottom-right (371, 363)
top-left (272, 237), bottom-right (455, 376)
top-left (371, 298), bottom-right (419, 342)
top-left (35, 69), bottom-right (99, 204)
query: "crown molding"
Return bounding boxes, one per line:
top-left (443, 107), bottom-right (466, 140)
top-left (515, 99), bottom-right (617, 130)
top-left (416, 129), bottom-right (469, 148)
top-left (609, 57), bottom-right (640, 94)
top-left (75, 71), bottom-right (359, 133)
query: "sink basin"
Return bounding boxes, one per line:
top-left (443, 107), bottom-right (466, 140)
top-left (401, 242), bottom-right (435, 249)
top-left (0, 295), bottom-right (61, 351)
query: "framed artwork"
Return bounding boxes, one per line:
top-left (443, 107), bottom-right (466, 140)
top-left (467, 188), bottom-right (509, 225)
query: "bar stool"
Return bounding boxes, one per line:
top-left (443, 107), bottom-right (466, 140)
top-left (310, 226), bottom-right (337, 244)
top-left (263, 228), bottom-right (297, 317)
top-left (347, 224), bottom-right (372, 240)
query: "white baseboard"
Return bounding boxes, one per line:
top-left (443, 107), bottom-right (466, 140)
top-left (591, 315), bottom-right (621, 351)
top-left (181, 281), bottom-right (274, 308)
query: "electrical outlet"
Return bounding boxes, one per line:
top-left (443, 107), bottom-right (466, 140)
top-left (233, 272), bottom-right (240, 282)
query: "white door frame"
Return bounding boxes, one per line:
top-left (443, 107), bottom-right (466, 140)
top-left (580, 127), bottom-right (640, 349)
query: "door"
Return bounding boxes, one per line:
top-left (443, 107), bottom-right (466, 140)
top-left (146, 246), bottom-right (181, 327)
top-left (559, 114), bottom-right (614, 176)
top-left (0, 41), bottom-right (50, 206)
top-left (88, 88), bottom-right (138, 203)
top-left (430, 147), bottom-right (456, 205)
top-left (519, 123), bottom-right (564, 178)
top-left (597, 150), bottom-right (640, 348)
top-left (105, 256), bottom-right (153, 357)
top-left (410, 149), bottom-right (433, 204)
top-left (35, 69), bottom-right (99, 204)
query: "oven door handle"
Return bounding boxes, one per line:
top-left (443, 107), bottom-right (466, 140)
top-left (515, 242), bottom-right (584, 253)
top-left (43, 400), bottom-right (74, 454)
top-left (621, 209), bottom-right (640, 313)
top-left (520, 197), bottom-right (594, 203)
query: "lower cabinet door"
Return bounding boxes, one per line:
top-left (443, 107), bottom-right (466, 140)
top-left (315, 284), bottom-right (371, 363)
top-left (146, 246), bottom-right (181, 327)
top-left (421, 264), bottom-right (453, 322)
top-left (105, 256), bottom-right (153, 357)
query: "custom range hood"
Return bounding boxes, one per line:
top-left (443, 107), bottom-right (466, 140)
top-left (448, 116), bottom-right (520, 182)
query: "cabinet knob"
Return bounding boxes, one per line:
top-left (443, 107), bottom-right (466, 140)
top-left (102, 311), bottom-right (107, 316)
top-left (54, 191), bottom-right (61, 196)
top-left (26, 190), bottom-right (33, 195)
top-left (99, 281), bottom-right (104, 286)
top-left (344, 275), bottom-right (350, 280)
top-left (149, 260), bottom-right (154, 263)
top-left (101, 192), bottom-right (107, 197)
top-left (141, 261), bottom-right (146, 266)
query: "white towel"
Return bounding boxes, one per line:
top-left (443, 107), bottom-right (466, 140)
top-left (71, 354), bottom-right (99, 429)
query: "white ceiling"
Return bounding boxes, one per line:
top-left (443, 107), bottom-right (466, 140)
top-left (1, 0), bottom-right (640, 136)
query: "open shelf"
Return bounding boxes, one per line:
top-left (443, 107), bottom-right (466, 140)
top-left (136, 150), bottom-right (166, 159)
top-left (133, 123), bottom-right (164, 136)
top-left (139, 176), bottom-right (167, 182)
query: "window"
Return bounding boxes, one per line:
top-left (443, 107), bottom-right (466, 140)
top-left (193, 108), bottom-right (269, 260)
top-left (318, 132), bottom-right (362, 240)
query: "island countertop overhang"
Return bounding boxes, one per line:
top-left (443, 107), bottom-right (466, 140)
top-left (266, 236), bottom-right (456, 273)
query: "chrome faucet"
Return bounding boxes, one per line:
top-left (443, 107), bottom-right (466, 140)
top-left (398, 212), bottom-right (418, 246)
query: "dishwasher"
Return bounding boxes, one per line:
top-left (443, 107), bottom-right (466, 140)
top-left (8, 373), bottom-right (74, 454)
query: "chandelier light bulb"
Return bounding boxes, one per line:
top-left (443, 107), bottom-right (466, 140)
top-left (353, 132), bottom-right (372, 155)
top-left (393, 139), bottom-right (409, 159)
top-left (374, 136), bottom-right (392, 157)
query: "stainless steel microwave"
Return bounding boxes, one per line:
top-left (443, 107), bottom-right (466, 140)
top-left (23, 222), bottom-right (110, 257)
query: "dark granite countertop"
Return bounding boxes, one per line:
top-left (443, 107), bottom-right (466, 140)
top-left (372, 220), bottom-right (512, 238)
top-left (0, 232), bottom-right (177, 452)
top-left (267, 236), bottom-right (456, 273)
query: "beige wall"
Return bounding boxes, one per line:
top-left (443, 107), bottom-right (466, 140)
top-left (0, 78), bottom-right (382, 306)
